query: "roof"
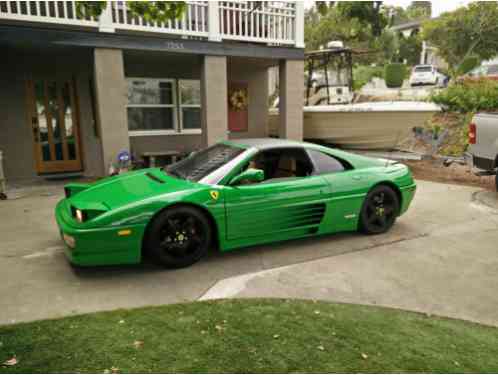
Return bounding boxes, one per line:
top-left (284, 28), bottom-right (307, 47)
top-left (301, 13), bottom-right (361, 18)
top-left (226, 138), bottom-right (307, 150)
top-left (306, 47), bottom-right (373, 58)
top-left (390, 20), bottom-right (422, 32)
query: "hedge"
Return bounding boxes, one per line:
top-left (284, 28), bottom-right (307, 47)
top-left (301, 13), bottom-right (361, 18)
top-left (384, 63), bottom-right (407, 88)
top-left (430, 78), bottom-right (498, 113)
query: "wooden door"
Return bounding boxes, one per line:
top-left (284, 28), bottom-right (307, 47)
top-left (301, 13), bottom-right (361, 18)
top-left (26, 78), bottom-right (83, 174)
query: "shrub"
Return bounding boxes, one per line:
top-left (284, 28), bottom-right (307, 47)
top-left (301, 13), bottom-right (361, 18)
top-left (430, 78), bottom-right (498, 113)
top-left (353, 65), bottom-right (384, 91)
top-left (457, 56), bottom-right (481, 76)
top-left (384, 63), bottom-right (407, 88)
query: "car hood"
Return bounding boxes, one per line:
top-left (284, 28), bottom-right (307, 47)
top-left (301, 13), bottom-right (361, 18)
top-left (68, 168), bottom-right (199, 210)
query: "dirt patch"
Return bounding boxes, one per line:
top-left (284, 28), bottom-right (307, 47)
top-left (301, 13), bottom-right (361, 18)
top-left (405, 159), bottom-right (496, 191)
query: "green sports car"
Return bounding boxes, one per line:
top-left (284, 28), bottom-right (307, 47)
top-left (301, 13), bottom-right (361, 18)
top-left (56, 138), bottom-right (416, 268)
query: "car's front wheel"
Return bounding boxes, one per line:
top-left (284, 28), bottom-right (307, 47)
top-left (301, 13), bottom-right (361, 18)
top-left (359, 185), bottom-right (400, 235)
top-left (144, 206), bottom-right (212, 268)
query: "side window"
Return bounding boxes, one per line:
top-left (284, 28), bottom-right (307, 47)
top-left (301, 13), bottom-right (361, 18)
top-left (237, 148), bottom-right (314, 184)
top-left (307, 149), bottom-right (350, 175)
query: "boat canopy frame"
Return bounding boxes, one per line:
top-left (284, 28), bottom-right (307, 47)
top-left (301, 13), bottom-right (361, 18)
top-left (305, 47), bottom-right (373, 106)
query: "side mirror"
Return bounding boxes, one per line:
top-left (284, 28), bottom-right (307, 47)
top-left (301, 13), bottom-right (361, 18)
top-left (230, 168), bottom-right (265, 186)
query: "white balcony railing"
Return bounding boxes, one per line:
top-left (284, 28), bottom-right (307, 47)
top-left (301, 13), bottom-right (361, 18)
top-left (0, 1), bottom-right (304, 47)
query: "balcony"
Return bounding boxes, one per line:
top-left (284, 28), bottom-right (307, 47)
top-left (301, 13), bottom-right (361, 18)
top-left (0, 1), bottom-right (304, 47)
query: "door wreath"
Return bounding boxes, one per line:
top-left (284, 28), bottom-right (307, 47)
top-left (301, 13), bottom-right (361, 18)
top-left (229, 88), bottom-right (248, 111)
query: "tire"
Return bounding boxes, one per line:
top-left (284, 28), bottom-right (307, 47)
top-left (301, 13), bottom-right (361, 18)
top-left (495, 173), bottom-right (498, 193)
top-left (144, 206), bottom-right (212, 268)
top-left (359, 185), bottom-right (400, 235)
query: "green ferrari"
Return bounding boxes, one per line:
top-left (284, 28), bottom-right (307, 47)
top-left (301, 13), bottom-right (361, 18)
top-left (56, 138), bottom-right (416, 268)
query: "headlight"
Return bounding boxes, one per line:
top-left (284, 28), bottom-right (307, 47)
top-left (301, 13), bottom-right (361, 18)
top-left (75, 209), bottom-right (85, 223)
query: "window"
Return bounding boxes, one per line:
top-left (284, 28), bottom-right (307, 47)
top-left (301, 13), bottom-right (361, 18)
top-left (126, 78), bottom-right (202, 136)
top-left (307, 149), bottom-right (350, 175)
top-left (179, 80), bottom-right (201, 131)
top-left (127, 78), bottom-right (176, 135)
top-left (414, 66), bottom-right (433, 73)
top-left (165, 143), bottom-right (244, 182)
top-left (240, 148), bottom-right (314, 184)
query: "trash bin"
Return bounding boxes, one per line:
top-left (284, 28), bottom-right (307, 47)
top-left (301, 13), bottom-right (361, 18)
top-left (0, 150), bottom-right (6, 200)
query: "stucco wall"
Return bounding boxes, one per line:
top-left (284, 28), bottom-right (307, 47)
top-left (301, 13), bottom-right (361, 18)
top-left (227, 60), bottom-right (270, 140)
top-left (124, 51), bottom-right (204, 157)
top-left (0, 46), bottom-right (103, 181)
top-left (0, 50), bottom-right (35, 180)
top-left (1, 46), bottom-right (285, 180)
top-left (124, 52), bottom-right (271, 157)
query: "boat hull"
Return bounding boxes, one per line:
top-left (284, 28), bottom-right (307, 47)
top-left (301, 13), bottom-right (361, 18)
top-left (268, 103), bottom-right (439, 150)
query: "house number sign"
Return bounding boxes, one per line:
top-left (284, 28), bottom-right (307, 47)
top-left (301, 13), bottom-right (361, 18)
top-left (164, 41), bottom-right (184, 50)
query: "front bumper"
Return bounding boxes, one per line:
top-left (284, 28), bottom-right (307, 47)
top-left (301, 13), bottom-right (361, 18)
top-left (465, 152), bottom-right (496, 176)
top-left (399, 183), bottom-right (417, 215)
top-left (55, 200), bottom-right (146, 266)
top-left (410, 78), bottom-right (437, 85)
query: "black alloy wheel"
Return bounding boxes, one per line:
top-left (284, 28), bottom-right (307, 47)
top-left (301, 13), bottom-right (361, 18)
top-left (145, 206), bottom-right (211, 268)
top-left (360, 185), bottom-right (399, 235)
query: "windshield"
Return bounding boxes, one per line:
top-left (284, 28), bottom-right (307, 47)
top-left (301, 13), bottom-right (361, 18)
top-left (414, 66), bottom-right (433, 73)
top-left (164, 143), bottom-right (245, 182)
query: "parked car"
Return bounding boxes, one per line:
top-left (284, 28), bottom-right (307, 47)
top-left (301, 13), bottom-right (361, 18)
top-left (56, 139), bottom-right (416, 268)
top-left (464, 64), bottom-right (498, 81)
top-left (410, 65), bottom-right (443, 87)
top-left (468, 113), bottom-right (498, 191)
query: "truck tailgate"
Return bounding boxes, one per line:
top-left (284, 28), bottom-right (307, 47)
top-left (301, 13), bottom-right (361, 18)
top-left (469, 113), bottom-right (498, 162)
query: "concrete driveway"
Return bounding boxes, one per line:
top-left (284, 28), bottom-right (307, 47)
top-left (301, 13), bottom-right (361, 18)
top-left (1, 180), bottom-right (497, 326)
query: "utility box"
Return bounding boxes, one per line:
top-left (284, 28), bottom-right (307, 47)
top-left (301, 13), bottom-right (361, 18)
top-left (0, 151), bottom-right (6, 200)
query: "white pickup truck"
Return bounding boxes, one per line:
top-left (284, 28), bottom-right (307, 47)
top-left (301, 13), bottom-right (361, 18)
top-left (468, 113), bottom-right (498, 190)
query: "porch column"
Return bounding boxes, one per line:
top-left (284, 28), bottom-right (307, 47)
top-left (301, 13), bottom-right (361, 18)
top-left (201, 55), bottom-right (228, 147)
top-left (279, 59), bottom-right (304, 141)
top-left (93, 48), bottom-right (130, 175)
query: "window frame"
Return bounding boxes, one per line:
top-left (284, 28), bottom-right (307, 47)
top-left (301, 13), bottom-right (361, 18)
top-left (178, 79), bottom-right (202, 134)
top-left (223, 147), bottom-right (317, 186)
top-left (126, 77), bottom-right (178, 137)
top-left (306, 148), bottom-right (353, 176)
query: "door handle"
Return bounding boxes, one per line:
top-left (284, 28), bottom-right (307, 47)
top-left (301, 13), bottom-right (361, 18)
top-left (352, 176), bottom-right (363, 181)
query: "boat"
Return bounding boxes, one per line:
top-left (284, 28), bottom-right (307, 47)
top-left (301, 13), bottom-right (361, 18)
top-left (268, 101), bottom-right (441, 150)
top-left (269, 46), bottom-right (441, 150)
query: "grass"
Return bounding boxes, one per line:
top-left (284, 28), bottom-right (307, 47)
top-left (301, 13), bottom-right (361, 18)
top-left (1, 299), bottom-right (498, 373)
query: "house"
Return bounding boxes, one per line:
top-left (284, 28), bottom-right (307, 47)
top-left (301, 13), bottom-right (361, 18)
top-left (390, 19), bottom-right (447, 70)
top-left (0, 1), bottom-right (304, 181)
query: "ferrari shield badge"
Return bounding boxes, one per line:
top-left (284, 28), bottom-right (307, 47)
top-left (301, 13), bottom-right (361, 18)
top-left (210, 190), bottom-right (220, 201)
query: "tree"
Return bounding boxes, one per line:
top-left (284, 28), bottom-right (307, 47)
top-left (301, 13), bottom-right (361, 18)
top-left (76, 1), bottom-right (186, 23)
top-left (397, 33), bottom-right (422, 65)
top-left (406, 1), bottom-right (431, 20)
top-left (422, 2), bottom-right (498, 76)
top-left (305, 6), bottom-right (371, 51)
top-left (374, 29), bottom-right (399, 63)
top-left (335, 1), bottom-right (387, 37)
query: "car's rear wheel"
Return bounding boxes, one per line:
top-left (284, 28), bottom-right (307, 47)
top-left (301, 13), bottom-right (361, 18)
top-left (360, 185), bottom-right (400, 235)
top-left (144, 206), bottom-right (211, 268)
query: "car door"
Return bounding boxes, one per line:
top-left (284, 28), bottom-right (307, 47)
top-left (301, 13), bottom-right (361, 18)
top-left (224, 148), bottom-right (331, 241)
top-left (306, 148), bottom-right (367, 232)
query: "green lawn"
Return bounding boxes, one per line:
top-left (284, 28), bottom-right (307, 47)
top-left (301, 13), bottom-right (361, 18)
top-left (1, 299), bottom-right (498, 373)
